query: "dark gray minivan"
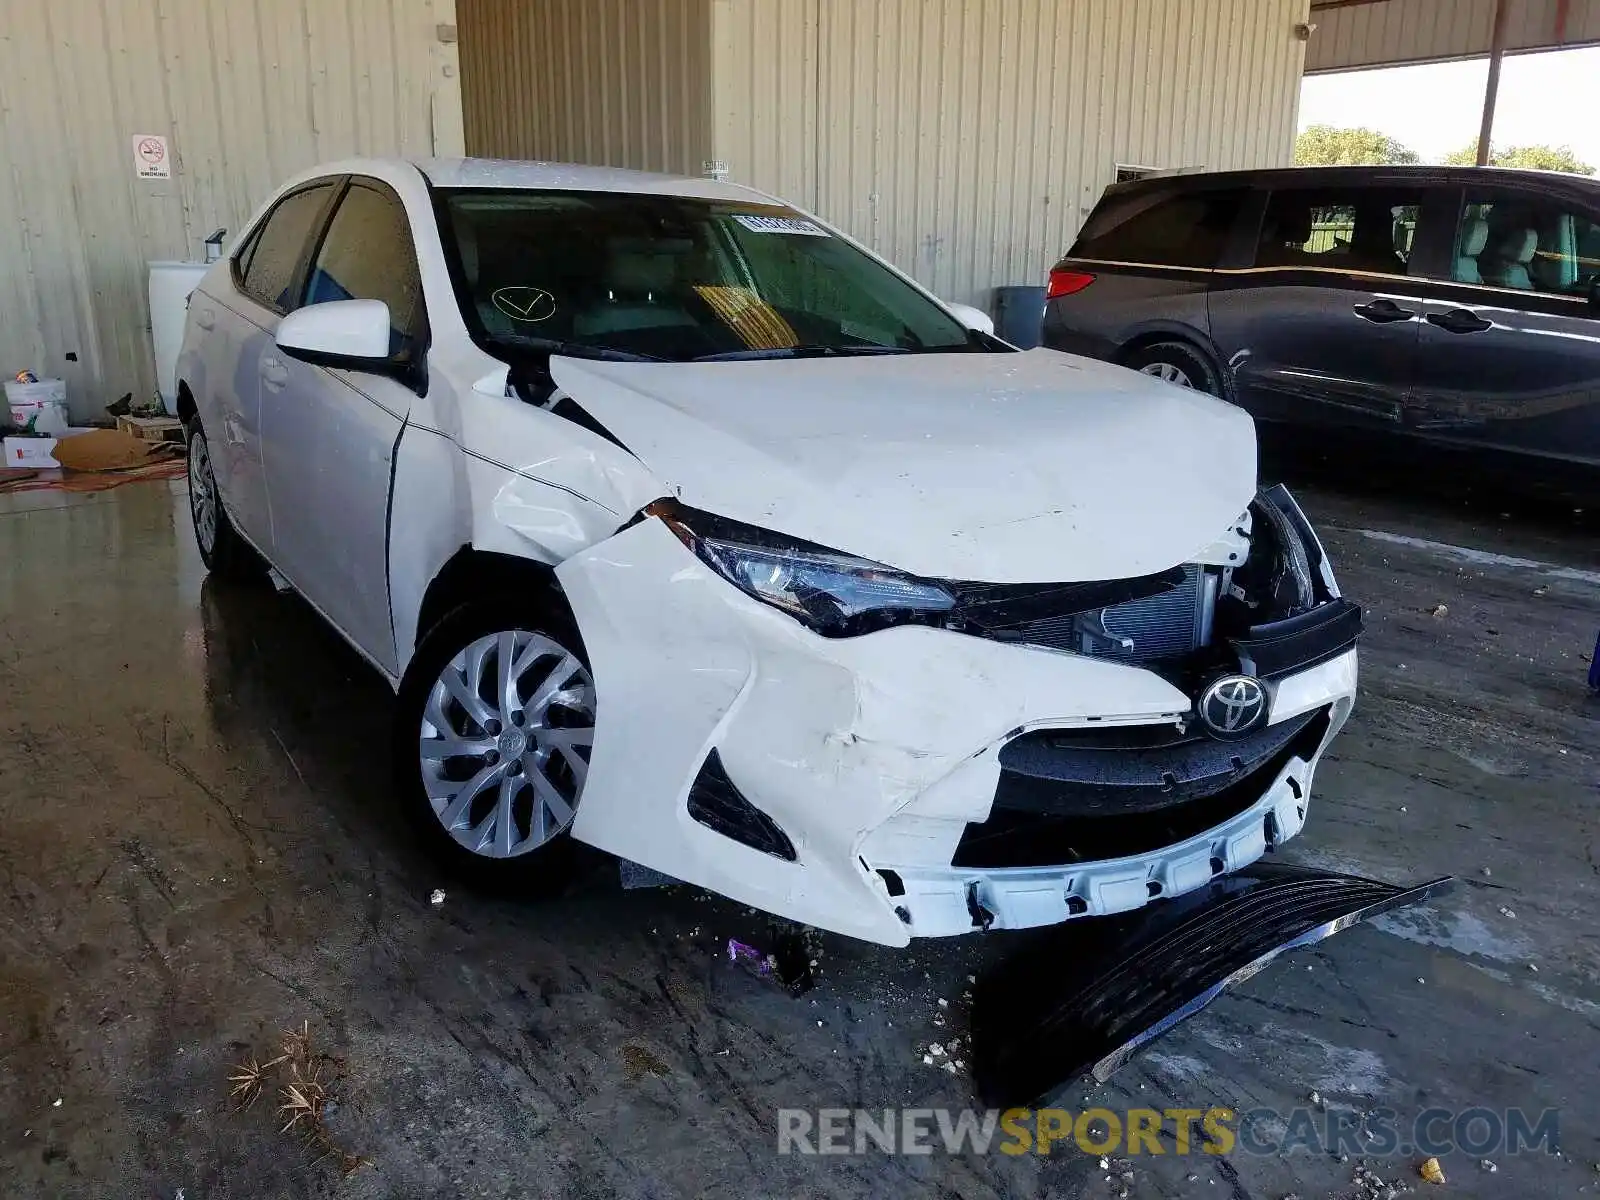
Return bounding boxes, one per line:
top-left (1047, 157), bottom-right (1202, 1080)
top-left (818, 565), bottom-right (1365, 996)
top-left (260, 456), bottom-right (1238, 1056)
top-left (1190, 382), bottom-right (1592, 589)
top-left (1042, 166), bottom-right (1600, 467)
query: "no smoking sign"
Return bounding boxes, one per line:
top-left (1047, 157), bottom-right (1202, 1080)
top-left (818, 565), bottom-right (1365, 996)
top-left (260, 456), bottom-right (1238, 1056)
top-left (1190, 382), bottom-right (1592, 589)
top-left (132, 134), bottom-right (171, 180)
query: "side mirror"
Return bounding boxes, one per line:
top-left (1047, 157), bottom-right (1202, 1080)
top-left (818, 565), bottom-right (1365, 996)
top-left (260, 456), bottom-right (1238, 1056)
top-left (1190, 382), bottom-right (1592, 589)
top-left (276, 299), bottom-right (394, 369)
top-left (944, 301), bottom-right (996, 337)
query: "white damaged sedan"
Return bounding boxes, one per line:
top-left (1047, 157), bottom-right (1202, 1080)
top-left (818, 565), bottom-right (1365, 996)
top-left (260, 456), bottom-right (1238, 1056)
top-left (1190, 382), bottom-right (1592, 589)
top-left (176, 158), bottom-right (1361, 946)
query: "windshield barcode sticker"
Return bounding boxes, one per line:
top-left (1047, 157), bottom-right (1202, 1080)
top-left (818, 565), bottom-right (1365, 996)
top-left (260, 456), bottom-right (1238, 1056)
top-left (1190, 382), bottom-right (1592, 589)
top-left (733, 214), bottom-right (829, 236)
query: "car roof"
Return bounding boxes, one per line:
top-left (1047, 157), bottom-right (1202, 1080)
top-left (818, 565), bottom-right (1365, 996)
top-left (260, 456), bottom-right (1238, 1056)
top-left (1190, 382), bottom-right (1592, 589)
top-left (409, 156), bottom-right (777, 203)
top-left (1109, 163), bottom-right (1600, 197)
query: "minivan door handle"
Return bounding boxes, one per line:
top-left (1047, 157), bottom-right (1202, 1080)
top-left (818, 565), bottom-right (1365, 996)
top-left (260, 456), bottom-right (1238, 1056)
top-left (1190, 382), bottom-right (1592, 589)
top-left (1426, 308), bottom-right (1492, 335)
top-left (1352, 299), bottom-right (1415, 323)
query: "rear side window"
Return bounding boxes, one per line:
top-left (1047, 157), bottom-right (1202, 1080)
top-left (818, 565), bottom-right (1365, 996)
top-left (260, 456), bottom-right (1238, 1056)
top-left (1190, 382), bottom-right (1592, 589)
top-left (1071, 188), bottom-right (1244, 268)
top-left (236, 183), bottom-right (337, 312)
top-left (1451, 190), bottom-right (1600, 294)
top-left (304, 181), bottom-right (427, 358)
top-left (1255, 186), bottom-right (1423, 276)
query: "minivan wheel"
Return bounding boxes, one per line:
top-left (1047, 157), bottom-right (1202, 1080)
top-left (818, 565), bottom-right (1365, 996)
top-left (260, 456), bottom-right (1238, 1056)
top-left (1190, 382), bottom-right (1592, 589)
top-left (394, 598), bottom-right (596, 893)
top-left (1124, 342), bottom-right (1222, 397)
top-left (186, 421), bottom-right (265, 581)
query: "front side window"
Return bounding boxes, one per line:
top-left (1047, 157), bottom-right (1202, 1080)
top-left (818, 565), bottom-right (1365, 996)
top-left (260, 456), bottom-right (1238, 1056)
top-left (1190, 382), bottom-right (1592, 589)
top-left (1255, 186), bottom-right (1423, 276)
top-left (1451, 191), bottom-right (1600, 294)
top-left (237, 183), bottom-right (337, 312)
top-left (1071, 188), bottom-right (1243, 268)
top-left (435, 190), bottom-right (990, 362)
top-left (304, 181), bottom-right (426, 358)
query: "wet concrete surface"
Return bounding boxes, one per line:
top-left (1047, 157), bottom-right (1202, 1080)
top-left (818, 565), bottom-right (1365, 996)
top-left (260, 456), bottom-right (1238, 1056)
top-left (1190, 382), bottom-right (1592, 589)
top-left (0, 451), bottom-right (1596, 1199)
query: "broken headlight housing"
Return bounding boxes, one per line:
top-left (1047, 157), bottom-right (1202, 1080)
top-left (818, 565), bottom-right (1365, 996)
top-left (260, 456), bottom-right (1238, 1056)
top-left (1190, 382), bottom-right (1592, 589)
top-left (651, 501), bottom-right (956, 637)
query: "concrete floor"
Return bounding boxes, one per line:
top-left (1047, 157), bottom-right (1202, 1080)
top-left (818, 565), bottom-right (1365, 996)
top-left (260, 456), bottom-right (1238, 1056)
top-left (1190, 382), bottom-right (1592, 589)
top-left (1, 448), bottom-right (1596, 1199)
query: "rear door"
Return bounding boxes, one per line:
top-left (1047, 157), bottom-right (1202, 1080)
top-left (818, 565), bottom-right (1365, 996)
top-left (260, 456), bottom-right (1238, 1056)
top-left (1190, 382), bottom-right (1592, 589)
top-left (1042, 183), bottom-right (1244, 361)
top-left (1208, 179), bottom-right (1445, 429)
top-left (1407, 184), bottom-right (1600, 466)
top-left (260, 177), bottom-right (428, 673)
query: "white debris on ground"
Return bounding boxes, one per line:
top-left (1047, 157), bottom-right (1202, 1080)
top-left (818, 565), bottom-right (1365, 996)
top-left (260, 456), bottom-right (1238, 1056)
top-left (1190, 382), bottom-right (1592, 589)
top-left (429, 888), bottom-right (445, 906)
top-left (1351, 1159), bottom-right (1416, 1199)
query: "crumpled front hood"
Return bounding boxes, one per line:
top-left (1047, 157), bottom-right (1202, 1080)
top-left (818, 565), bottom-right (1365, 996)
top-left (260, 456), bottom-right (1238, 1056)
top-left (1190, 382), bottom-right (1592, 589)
top-left (551, 348), bottom-right (1256, 583)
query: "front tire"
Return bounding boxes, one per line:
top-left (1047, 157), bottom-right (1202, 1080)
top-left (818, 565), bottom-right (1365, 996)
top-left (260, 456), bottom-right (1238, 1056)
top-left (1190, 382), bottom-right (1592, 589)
top-left (186, 421), bottom-right (265, 581)
top-left (1124, 341), bottom-right (1223, 397)
top-left (394, 598), bottom-right (597, 893)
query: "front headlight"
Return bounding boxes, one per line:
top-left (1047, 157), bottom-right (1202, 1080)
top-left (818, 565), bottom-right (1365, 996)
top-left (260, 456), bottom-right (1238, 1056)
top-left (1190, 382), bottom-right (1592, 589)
top-left (650, 501), bottom-right (955, 637)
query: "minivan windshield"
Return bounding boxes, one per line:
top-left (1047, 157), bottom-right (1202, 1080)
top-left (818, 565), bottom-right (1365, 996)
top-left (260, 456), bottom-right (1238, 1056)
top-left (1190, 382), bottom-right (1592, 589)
top-left (435, 189), bottom-right (991, 362)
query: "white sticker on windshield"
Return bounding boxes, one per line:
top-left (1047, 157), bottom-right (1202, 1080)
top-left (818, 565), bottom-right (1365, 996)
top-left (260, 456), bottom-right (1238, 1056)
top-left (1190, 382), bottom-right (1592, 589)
top-left (732, 214), bottom-right (829, 236)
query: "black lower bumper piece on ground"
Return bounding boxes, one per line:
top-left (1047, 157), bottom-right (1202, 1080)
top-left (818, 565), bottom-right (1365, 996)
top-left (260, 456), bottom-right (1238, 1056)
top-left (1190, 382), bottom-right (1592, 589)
top-left (970, 863), bottom-right (1451, 1107)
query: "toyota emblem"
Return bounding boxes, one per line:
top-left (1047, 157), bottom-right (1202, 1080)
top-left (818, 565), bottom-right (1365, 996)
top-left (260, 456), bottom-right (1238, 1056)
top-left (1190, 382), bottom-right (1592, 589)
top-left (1198, 674), bottom-right (1268, 739)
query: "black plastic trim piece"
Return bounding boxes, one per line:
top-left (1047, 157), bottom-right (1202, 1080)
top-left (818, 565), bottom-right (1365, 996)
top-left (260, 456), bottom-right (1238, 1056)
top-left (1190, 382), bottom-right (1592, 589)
top-left (1231, 599), bottom-right (1363, 679)
top-left (994, 708), bottom-right (1320, 816)
top-left (954, 710), bottom-right (1330, 868)
top-left (686, 749), bottom-right (796, 861)
top-left (971, 864), bottom-right (1452, 1106)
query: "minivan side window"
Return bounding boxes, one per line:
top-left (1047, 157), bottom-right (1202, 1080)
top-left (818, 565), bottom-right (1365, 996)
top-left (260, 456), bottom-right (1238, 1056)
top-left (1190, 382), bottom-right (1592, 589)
top-left (1255, 187), bottom-right (1423, 276)
top-left (236, 184), bottom-right (337, 313)
top-left (1452, 191), bottom-right (1600, 294)
top-left (1070, 189), bottom-right (1244, 268)
top-left (303, 181), bottom-right (427, 359)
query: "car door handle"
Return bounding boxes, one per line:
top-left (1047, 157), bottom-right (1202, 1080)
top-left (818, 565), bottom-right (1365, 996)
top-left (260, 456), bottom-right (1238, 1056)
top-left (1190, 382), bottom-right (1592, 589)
top-left (1352, 299), bottom-right (1415, 323)
top-left (1426, 308), bottom-right (1492, 335)
top-left (260, 356), bottom-right (290, 390)
top-left (193, 307), bottom-right (216, 331)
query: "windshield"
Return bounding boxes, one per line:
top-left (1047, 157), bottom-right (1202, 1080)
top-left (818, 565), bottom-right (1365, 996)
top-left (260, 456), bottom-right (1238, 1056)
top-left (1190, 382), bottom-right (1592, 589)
top-left (435, 189), bottom-right (991, 362)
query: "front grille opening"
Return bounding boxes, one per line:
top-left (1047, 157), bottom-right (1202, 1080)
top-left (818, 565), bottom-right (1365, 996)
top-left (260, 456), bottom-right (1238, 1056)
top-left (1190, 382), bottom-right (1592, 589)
top-left (991, 564), bottom-right (1213, 662)
top-left (954, 710), bottom-right (1330, 870)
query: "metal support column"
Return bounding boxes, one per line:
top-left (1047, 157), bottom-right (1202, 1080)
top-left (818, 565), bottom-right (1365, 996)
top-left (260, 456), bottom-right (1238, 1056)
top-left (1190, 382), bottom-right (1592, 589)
top-left (1475, 0), bottom-right (1511, 166)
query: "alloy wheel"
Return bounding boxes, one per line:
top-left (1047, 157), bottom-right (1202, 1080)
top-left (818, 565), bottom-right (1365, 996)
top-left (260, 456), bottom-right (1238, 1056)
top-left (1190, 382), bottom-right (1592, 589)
top-left (418, 630), bottom-right (596, 858)
top-left (1140, 361), bottom-right (1194, 389)
top-left (188, 433), bottom-right (219, 554)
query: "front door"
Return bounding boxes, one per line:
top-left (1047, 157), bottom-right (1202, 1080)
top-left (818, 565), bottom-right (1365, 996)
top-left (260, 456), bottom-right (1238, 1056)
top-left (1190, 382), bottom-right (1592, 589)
top-left (211, 181), bottom-right (341, 552)
top-left (1407, 185), bottom-right (1600, 466)
top-left (1209, 182), bottom-right (1441, 431)
top-left (261, 179), bottom-right (429, 673)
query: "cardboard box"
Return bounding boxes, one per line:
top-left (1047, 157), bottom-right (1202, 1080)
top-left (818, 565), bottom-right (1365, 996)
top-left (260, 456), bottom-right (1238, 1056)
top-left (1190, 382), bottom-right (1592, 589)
top-left (4, 428), bottom-right (94, 469)
top-left (115, 414), bottom-right (185, 443)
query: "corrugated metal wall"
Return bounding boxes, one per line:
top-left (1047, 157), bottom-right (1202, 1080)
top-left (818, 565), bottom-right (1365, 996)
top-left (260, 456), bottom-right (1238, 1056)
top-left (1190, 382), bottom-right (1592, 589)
top-left (460, 0), bottom-right (712, 174)
top-left (710, 0), bottom-right (822, 205)
top-left (0, 0), bottom-right (462, 421)
top-left (1307, 0), bottom-right (1600, 73)
top-left (711, 0), bottom-right (1309, 307)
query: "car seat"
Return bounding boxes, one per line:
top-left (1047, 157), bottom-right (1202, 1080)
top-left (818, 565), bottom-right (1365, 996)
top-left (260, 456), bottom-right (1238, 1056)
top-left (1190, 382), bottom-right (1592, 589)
top-left (1349, 209), bottom-right (1407, 274)
top-left (1482, 227), bottom-right (1537, 289)
top-left (577, 242), bottom-right (695, 336)
top-left (1454, 217), bottom-right (1488, 284)
top-left (1261, 207), bottom-right (1314, 266)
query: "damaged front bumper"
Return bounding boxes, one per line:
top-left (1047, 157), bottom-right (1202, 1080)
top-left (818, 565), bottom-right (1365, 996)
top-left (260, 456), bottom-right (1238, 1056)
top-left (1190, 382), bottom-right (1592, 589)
top-left (971, 863), bottom-right (1451, 1103)
top-left (557, 504), bottom-right (1359, 947)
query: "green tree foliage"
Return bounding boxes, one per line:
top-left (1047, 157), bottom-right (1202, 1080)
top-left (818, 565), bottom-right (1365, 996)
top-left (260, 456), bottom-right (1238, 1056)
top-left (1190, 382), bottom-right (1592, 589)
top-left (1442, 142), bottom-right (1595, 174)
top-left (1294, 125), bottom-right (1421, 167)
